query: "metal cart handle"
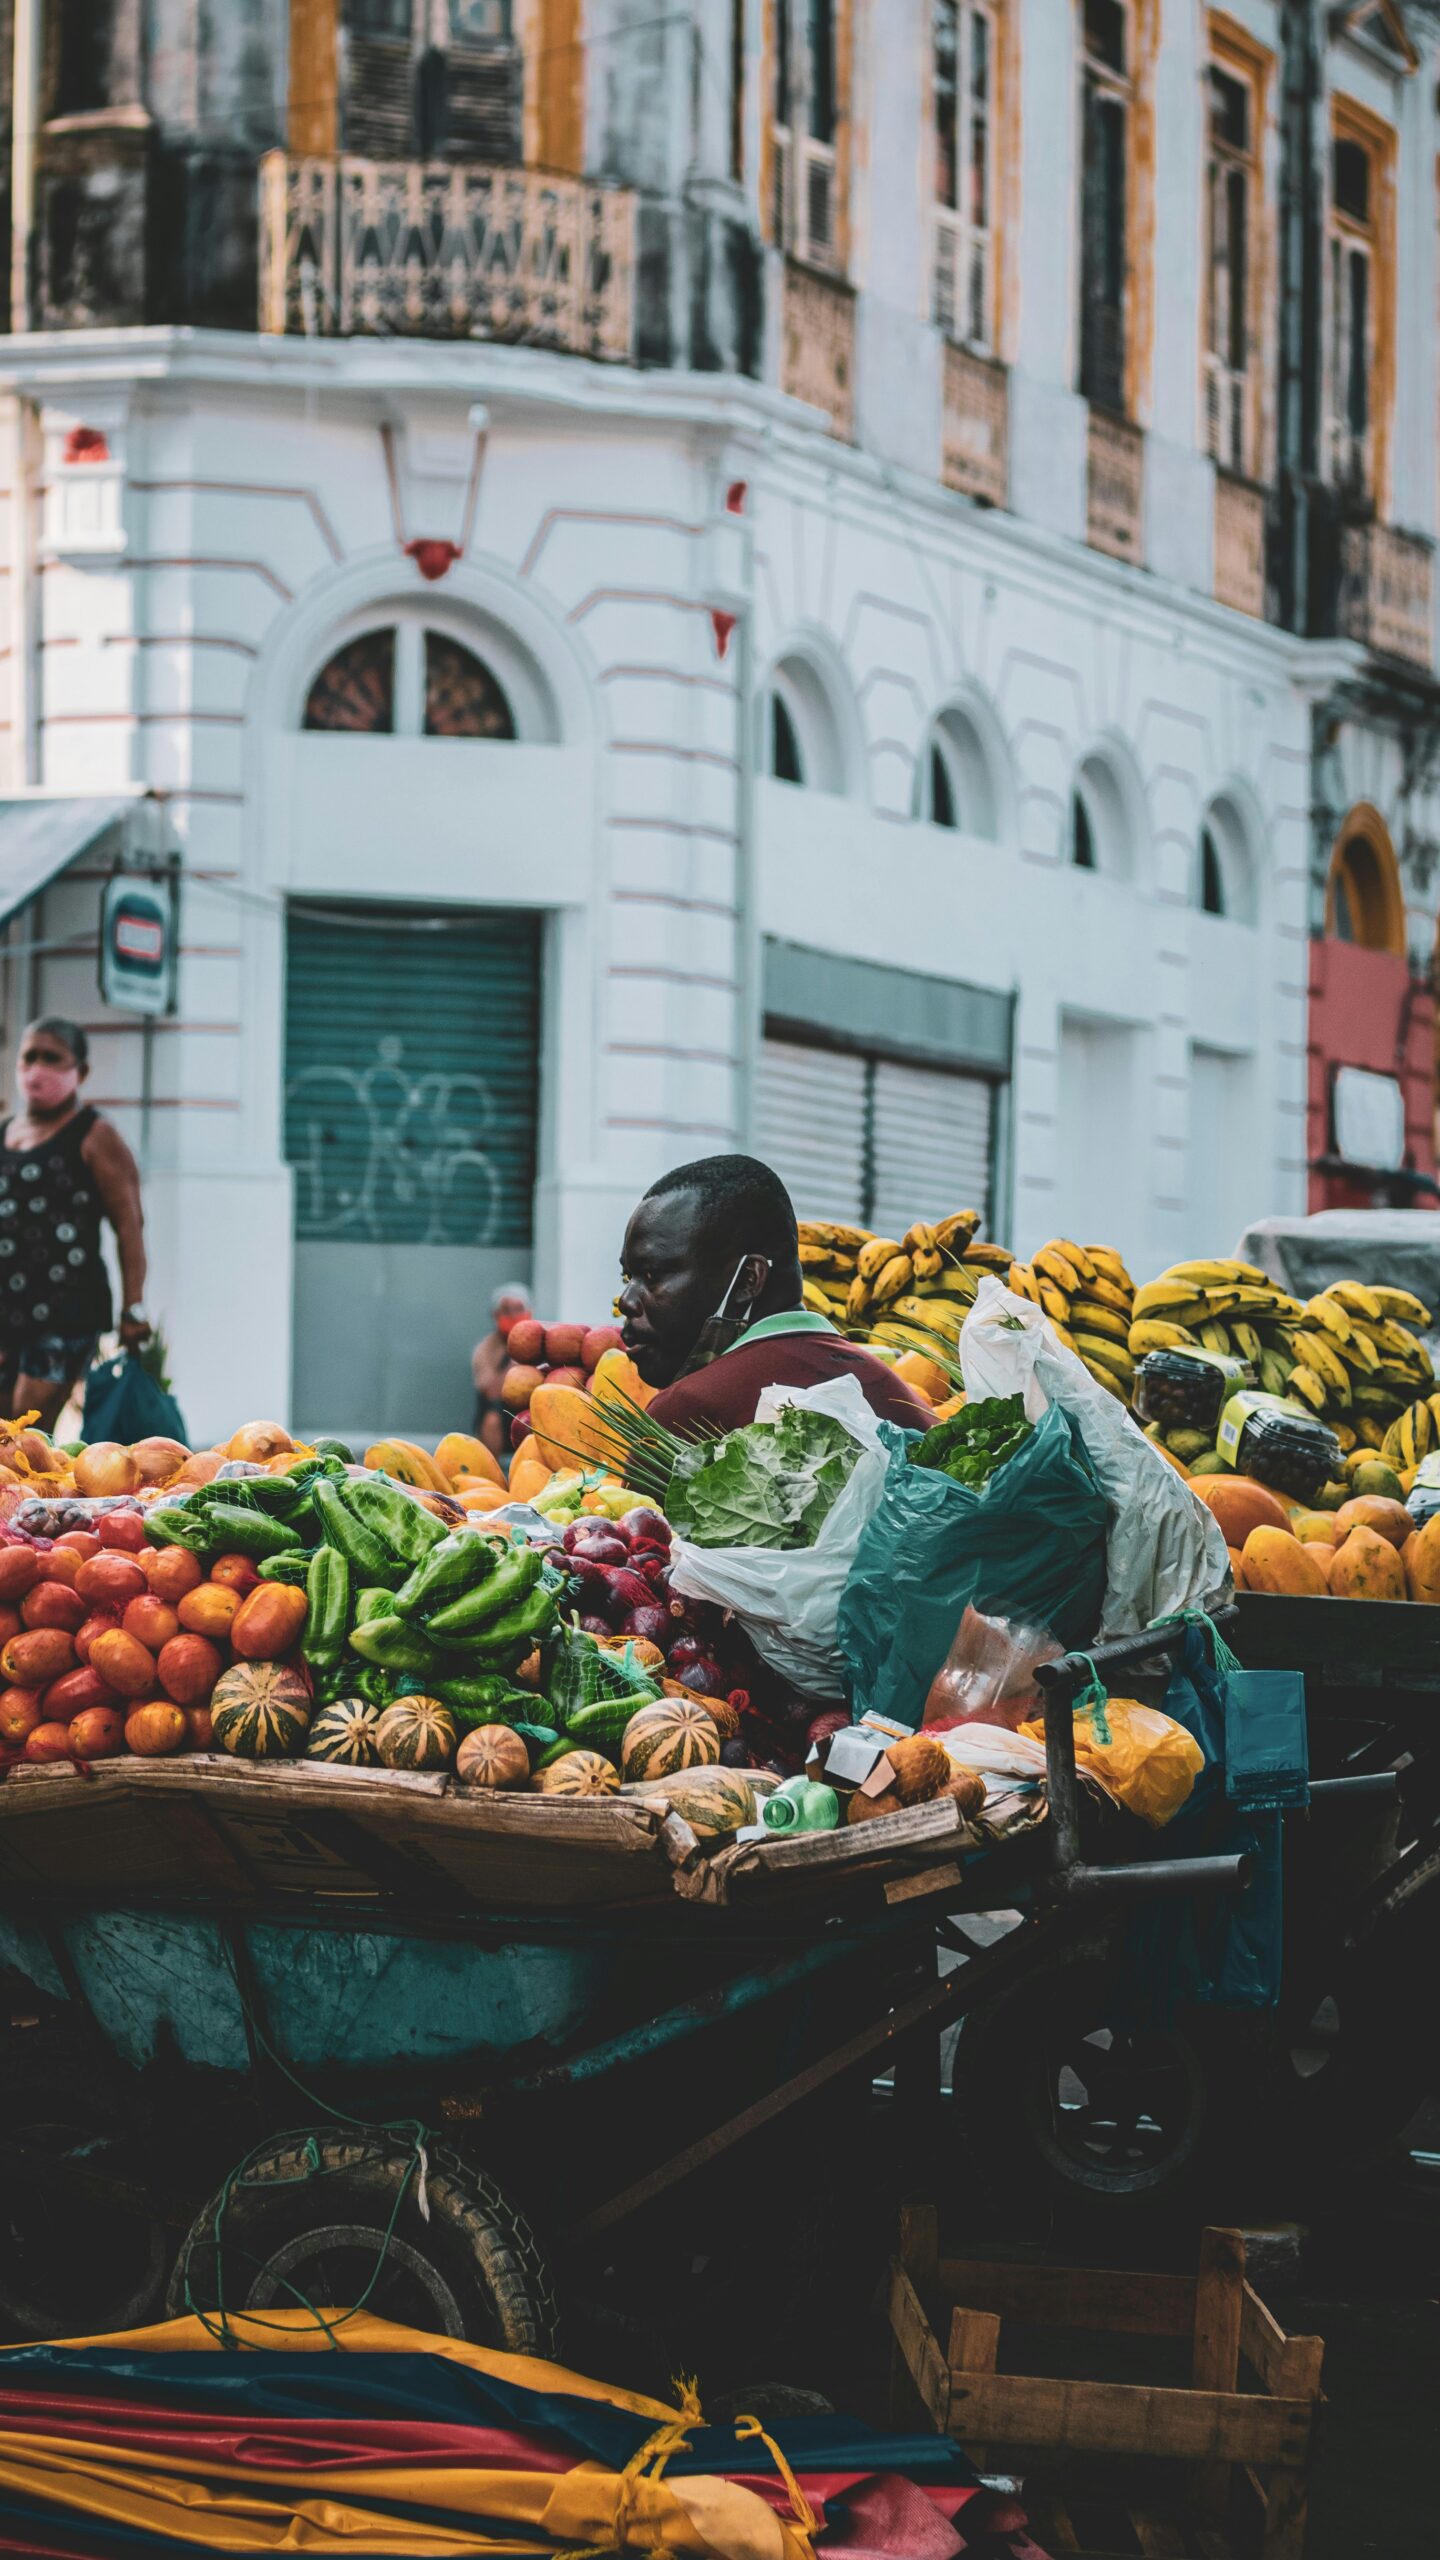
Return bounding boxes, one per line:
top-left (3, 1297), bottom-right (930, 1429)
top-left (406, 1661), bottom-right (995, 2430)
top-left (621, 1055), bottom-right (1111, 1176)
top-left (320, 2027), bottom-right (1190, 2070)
top-left (1033, 1613), bottom-right (1250, 1902)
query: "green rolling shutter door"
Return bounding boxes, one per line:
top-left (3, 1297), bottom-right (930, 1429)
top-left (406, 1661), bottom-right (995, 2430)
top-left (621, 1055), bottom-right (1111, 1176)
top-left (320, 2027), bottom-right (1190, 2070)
top-left (284, 905), bottom-right (540, 1250)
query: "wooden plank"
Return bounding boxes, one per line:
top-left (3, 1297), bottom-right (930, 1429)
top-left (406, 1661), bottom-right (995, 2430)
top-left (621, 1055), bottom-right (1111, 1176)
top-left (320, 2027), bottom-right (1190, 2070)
top-left (1131, 2514), bottom-right (1189, 2559)
top-left (1191, 2228), bottom-right (1246, 2516)
top-left (1040, 2495), bottom-right (1080, 2554)
top-left (886, 2257), bottom-right (950, 2433)
top-left (886, 1860), bottom-right (965, 1904)
top-left (717, 1796), bottom-right (966, 1892)
top-left (944, 2374), bottom-right (1313, 2467)
top-left (1241, 2282), bottom-right (1324, 2404)
top-left (939, 2257), bottom-right (1195, 2336)
top-left (948, 2304), bottom-right (999, 2469)
top-left (898, 2202), bottom-right (939, 2288)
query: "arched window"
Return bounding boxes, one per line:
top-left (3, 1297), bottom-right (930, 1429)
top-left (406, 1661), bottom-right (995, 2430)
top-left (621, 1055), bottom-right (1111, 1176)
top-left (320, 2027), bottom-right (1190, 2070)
top-left (915, 702), bottom-right (1003, 838)
top-left (1067, 744), bottom-right (1142, 878)
top-left (1328, 808), bottom-right (1404, 952)
top-left (1200, 826), bottom-right (1225, 914)
top-left (303, 622), bottom-right (517, 740)
top-left (763, 652), bottom-right (851, 795)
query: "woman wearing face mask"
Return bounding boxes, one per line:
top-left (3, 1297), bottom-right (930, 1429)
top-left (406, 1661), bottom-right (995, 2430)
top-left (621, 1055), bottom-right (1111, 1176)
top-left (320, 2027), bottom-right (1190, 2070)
top-left (0, 1017), bottom-right (149, 1429)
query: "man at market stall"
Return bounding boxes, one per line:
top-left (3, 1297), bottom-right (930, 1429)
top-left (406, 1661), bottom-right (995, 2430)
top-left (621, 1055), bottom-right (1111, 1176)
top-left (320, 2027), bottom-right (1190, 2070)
top-left (620, 1154), bottom-right (933, 1434)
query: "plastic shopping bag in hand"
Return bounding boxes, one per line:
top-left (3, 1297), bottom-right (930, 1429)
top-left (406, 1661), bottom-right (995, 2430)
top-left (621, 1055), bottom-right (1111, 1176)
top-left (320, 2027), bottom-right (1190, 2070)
top-left (962, 1277), bottom-right (1232, 1636)
top-left (665, 1372), bottom-right (890, 1696)
top-left (837, 1403), bottom-right (1107, 1729)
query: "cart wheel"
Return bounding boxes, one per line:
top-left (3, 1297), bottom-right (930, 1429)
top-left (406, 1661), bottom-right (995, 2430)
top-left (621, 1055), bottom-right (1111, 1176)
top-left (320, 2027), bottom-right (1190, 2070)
top-left (168, 2132), bottom-right (557, 2353)
top-left (1268, 1936), bottom-right (1435, 2188)
top-left (952, 1966), bottom-right (1222, 2237)
top-left (0, 2031), bottom-right (168, 2339)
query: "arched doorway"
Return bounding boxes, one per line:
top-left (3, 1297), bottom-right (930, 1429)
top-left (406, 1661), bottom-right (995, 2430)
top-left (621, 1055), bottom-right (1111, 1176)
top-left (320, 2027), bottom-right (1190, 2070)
top-left (1326, 805), bottom-right (1405, 953)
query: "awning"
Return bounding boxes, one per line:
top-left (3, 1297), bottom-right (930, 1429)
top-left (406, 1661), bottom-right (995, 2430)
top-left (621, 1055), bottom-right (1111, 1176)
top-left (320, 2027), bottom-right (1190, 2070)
top-left (0, 794), bottom-right (140, 932)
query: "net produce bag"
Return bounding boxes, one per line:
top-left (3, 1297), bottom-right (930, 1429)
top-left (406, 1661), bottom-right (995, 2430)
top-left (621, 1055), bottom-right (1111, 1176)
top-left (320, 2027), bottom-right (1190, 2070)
top-left (837, 1402), bottom-right (1108, 1729)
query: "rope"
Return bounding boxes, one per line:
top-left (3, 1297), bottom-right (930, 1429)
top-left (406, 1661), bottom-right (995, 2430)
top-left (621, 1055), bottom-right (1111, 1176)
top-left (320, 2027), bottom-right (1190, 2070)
top-left (1067, 1653), bottom-right (1113, 1747)
top-left (552, 2380), bottom-right (817, 2560)
top-left (1152, 1607), bottom-right (1243, 1680)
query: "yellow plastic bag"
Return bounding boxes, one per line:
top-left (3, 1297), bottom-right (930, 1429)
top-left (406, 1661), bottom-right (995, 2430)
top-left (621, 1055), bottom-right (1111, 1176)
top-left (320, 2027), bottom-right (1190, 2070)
top-left (1019, 1693), bottom-right (1204, 1828)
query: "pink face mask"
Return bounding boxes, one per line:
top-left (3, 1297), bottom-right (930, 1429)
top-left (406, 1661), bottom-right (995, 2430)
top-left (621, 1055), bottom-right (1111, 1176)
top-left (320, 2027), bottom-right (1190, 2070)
top-left (22, 1065), bottom-right (79, 1112)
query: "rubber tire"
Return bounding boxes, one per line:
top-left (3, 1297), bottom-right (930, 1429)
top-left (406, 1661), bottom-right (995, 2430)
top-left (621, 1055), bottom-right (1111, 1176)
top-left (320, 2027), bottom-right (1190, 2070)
top-left (167, 2132), bottom-right (557, 2353)
top-left (0, 2031), bottom-right (168, 2339)
top-left (951, 1962), bottom-right (1226, 2243)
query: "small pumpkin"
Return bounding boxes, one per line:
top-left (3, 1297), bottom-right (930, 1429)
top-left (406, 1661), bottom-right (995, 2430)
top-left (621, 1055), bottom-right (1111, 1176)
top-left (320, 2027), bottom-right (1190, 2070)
top-left (630, 1766), bottom-right (756, 1837)
top-left (307, 1697), bottom-right (383, 1766)
top-left (660, 1678), bottom-right (740, 1739)
top-left (375, 1695), bottom-right (457, 1770)
top-left (211, 1660), bottom-right (311, 1759)
top-left (621, 1699), bottom-right (720, 1784)
top-left (536, 1749), bottom-right (620, 1797)
top-left (456, 1724), bottom-right (530, 1789)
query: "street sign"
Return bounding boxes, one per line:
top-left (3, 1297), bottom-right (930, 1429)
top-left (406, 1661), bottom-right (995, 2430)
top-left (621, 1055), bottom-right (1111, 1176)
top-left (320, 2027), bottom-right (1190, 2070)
top-left (99, 870), bottom-right (176, 1017)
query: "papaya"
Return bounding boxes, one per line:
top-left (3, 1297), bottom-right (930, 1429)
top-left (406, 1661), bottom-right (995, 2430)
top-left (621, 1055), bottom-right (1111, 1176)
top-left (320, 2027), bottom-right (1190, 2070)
top-left (1227, 1544), bottom-right (1249, 1590)
top-left (1192, 1476), bottom-right (1292, 1547)
top-left (1405, 1514), bottom-right (1440, 1603)
top-left (1291, 1511), bottom-right (1339, 1545)
top-left (457, 1483), bottom-right (511, 1513)
top-left (589, 1348), bottom-right (656, 1416)
top-left (1329, 1523), bottom-right (1406, 1601)
top-left (1241, 1526), bottom-right (1329, 1598)
top-left (893, 1351), bottom-right (950, 1404)
top-left (529, 1381), bottom-right (624, 1474)
top-left (364, 1438), bottom-right (451, 1494)
top-left (1309, 1544), bottom-right (1336, 1590)
top-left (507, 1457), bottom-right (554, 1507)
top-left (1152, 1443), bottom-right (1191, 1478)
top-left (434, 1433), bottom-right (504, 1489)
top-left (1333, 1494), bottom-right (1412, 1552)
top-left (932, 1392), bottom-right (967, 1421)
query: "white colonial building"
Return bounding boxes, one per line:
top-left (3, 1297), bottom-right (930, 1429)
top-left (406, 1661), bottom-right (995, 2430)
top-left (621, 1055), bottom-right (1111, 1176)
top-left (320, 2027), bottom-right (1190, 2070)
top-left (0, 1), bottom-right (1437, 1441)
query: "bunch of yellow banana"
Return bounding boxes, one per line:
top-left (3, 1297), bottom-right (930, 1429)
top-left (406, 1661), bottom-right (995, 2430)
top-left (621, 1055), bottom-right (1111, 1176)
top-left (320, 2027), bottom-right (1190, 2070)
top-left (868, 1213), bottom-right (992, 1350)
top-left (1127, 1260), bottom-right (1304, 1390)
top-left (1381, 1391), bottom-right (1440, 1471)
top-left (1008, 1241), bottom-right (1136, 1400)
top-left (798, 1220), bottom-right (872, 1324)
top-left (1274, 1282), bottom-right (1434, 1426)
top-left (800, 1210), bottom-right (991, 1345)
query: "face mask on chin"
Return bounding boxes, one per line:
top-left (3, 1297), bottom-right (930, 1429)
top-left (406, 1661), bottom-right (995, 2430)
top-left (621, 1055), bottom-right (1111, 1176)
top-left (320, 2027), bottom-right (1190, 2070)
top-left (23, 1066), bottom-right (79, 1114)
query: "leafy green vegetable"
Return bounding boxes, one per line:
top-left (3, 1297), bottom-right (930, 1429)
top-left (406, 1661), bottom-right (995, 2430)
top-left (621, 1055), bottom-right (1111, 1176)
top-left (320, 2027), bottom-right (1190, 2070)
top-left (666, 1406), bottom-right (860, 1550)
top-left (910, 1394), bottom-right (1031, 1488)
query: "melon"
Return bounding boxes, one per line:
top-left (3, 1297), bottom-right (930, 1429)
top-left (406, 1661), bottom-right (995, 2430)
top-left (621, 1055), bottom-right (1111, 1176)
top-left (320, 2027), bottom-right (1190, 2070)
top-left (1190, 1476), bottom-right (1291, 1546)
top-left (621, 1699), bottom-right (720, 1784)
top-left (1333, 1494), bottom-right (1412, 1552)
top-left (536, 1749), bottom-right (620, 1797)
top-left (374, 1696), bottom-right (457, 1770)
top-left (210, 1661), bottom-right (311, 1759)
top-left (1328, 1524), bottom-right (1406, 1601)
top-left (455, 1724), bottom-right (530, 1789)
top-left (629, 1767), bottom-right (756, 1837)
top-left (1241, 1527), bottom-right (1329, 1598)
top-left (306, 1698), bottom-right (383, 1766)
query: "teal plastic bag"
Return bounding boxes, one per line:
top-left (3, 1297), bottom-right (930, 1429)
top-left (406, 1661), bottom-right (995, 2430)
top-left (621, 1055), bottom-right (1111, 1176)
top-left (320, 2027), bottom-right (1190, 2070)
top-left (836, 1407), bottom-right (1108, 1729)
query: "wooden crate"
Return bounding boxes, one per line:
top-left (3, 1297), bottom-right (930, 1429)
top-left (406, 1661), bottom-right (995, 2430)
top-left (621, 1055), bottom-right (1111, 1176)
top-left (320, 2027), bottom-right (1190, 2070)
top-left (886, 2208), bottom-right (1323, 2560)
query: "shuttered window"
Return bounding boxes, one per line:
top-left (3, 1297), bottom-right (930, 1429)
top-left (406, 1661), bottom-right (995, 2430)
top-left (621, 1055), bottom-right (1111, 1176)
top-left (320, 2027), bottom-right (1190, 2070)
top-left (755, 1038), bottom-right (868, 1223)
top-left (758, 1037), bottom-right (997, 1232)
top-left (341, 0), bottom-right (521, 161)
top-left (284, 903), bottom-right (539, 1248)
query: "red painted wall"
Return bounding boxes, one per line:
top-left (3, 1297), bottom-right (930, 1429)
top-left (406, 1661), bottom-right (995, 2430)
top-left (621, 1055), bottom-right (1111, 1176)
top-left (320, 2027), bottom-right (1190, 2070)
top-left (1307, 938), bottom-right (1437, 1209)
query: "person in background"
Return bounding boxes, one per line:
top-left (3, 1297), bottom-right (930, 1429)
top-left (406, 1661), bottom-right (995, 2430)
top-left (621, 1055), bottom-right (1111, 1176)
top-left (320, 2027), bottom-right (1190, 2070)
top-left (620, 1154), bottom-right (932, 1434)
top-left (472, 1281), bottom-right (534, 1463)
top-left (0, 1017), bottom-right (149, 1429)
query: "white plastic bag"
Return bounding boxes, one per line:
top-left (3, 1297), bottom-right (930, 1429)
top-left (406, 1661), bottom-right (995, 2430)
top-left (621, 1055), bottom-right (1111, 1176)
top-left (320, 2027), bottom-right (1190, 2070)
top-left (960, 1277), bottom-right (1231, 1637)
top-left (666, 1372), bottom-right (891, 1695)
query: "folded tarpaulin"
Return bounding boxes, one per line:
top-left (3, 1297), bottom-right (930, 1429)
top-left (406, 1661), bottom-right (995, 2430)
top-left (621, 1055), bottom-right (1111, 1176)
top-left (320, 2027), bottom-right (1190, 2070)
top-left (0, 2312), bottom-right (1008, 2560)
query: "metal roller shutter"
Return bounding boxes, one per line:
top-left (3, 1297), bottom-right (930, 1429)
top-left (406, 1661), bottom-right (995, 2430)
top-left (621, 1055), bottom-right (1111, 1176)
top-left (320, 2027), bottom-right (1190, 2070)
top-left (870, 1059), bottom-right (994, 1237)
top-left (756, 1037), bottom-right (867, 1223)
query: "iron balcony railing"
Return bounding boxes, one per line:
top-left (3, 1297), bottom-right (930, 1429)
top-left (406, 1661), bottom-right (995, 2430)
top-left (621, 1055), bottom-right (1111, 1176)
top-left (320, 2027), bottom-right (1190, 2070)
top-left (258, 151), bottom-right (636, 362)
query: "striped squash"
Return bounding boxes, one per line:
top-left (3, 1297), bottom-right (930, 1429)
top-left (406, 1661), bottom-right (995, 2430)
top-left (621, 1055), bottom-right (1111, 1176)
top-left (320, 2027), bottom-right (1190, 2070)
top-left (621, 1700), bottom-right (720, 1785)
top-left (375, 1696), bottom-right (457, 1771)
top-left (536, 1749), bottom-right (620, 1798)
top-left (211, 1662), bottom-right (311, 1760)
top-left (306, 1698), bottom-right (383, 1767)
top-left (630, 1768), bottom-right (755, 1838)
top-left (456, 1724), bottom-right (529, 1790)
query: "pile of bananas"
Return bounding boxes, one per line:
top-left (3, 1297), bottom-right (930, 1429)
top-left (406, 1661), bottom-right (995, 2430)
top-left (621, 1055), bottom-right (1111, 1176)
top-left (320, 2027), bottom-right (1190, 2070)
top-left (1007, 1241), bottom-right (1136, 1399)
top-left (1271, 1283), bottom-right (1432, 1448)
top-left (1127, 1259), bottom-right (1304, 1396)
top-left (798, 1212), bottom-right (1012, 1350)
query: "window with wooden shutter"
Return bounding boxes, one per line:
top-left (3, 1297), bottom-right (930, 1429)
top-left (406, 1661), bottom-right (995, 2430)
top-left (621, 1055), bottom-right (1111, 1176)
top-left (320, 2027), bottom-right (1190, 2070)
top-left (340, 0), bottom-right (521, 163)
top-left (1325, 101), bottom-right (1394, 502)
top-left (933, 1), bottom-right (998, 354)
top-left (1078, 0), bottom-right (1129, 414)
top-left (768, 1), bottom-right (846, 270)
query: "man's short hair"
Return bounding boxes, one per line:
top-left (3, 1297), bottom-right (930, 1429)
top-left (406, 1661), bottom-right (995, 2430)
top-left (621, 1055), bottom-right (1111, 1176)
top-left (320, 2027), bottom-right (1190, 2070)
top-left (646, 1154), bottom-right (799, 1263)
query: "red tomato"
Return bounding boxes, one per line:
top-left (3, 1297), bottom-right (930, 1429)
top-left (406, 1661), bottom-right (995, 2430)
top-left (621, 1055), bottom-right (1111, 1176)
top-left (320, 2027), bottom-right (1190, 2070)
top-left (144, 1545), bottom-right (204, 1603)
top-left (75, 1553), bottom-right (148, 1611)
top-left (97, 1509), bottom-right (147, 1553)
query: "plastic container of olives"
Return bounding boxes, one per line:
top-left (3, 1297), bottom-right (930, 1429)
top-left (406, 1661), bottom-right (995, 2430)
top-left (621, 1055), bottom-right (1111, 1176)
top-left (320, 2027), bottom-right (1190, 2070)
top-left (1218, 1395), bottom-right (1341, 1504)
top-left (1134, 1348), bottom-right (1249, 1437)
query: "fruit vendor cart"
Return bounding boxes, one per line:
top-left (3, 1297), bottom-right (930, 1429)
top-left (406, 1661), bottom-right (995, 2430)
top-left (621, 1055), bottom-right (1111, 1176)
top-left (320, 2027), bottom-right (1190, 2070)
top-left (0, 1638), bottom-right (1251, 2367)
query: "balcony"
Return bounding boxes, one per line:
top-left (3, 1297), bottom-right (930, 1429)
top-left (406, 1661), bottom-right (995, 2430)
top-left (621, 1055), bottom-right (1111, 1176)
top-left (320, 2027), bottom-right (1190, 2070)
top-left (1214, 471), bottom-right (1266, 619)
top-left (780, 260), bottom-right (855, 440)
top-left (941, 344), bottom-right (1008, 508)
top-left (1085, 410), bottom-right (1144, 566)
top-left (257, 151), bottom-right (636, 360)
top-left (1338, 520), bottom-right (1435, 671)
